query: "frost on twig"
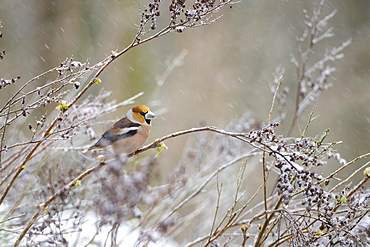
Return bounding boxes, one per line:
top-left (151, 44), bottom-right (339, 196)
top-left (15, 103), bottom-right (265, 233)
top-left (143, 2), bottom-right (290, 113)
top-left (296, 38), bottom-right (352, 116)
top-left (2, 1), bottom-right (369, 247)
top-left (0, 0), bottom-right (238, 245)
top-left (135, 0), bottom-right (235, 43)
top-left (288, 0), bottom-right (351, 134)
top-left (269, 65), bottom-right (288, 123)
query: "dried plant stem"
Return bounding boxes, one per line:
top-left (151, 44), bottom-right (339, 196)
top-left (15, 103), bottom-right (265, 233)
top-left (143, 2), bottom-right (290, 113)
top-left (262, 151), bottom-right (268, 212)
top-left (207, 174), bottom-right (223, 244)
top-left (186, 189), bottom-right (280, 247)
top-left (330, 175), bottom-right (370, 215)
top-left (0, 144), bottom-right (40, 205)
top-left (1, 23), bottom-right (205, 207)
top-left (154, 152), bottom-right (254, 232)
top-left (12, 126), bottom-right (255, 246)
top-left (347, 175), bottom-right (370, 199)
top-left (205, 162), bottom-right (248, 246)
top-left (0, 67), bottom-right (57, 113)
top-left (135, 126), bottom-right (252, 156)
top-left (0, 0), bottom-right (236, 214)
top-left (287, 0), bottom-right (350, 136)
top-left (326, 153), bottom-right (370, 180)
top-left (13, 162), bottom-right (104, 247)
top-left (269, 75), bottom-right (282, 124)
top-left (254, 196), bottom-right (284, 246)
top-left (329, 161), bottom-right (370, 193)
top-left (0, 90), bottom-right (141, 205)
top-left (0, 106), bottom-right (10, 163)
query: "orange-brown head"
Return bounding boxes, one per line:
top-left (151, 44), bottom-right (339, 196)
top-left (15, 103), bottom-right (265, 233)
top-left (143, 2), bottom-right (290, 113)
top-left (127, 105), bottom-right (156, 125)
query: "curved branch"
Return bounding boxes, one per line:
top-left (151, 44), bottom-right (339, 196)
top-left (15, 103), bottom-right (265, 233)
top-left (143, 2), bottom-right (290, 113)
top-left (0, 22), bottom-right (174, 208)
top-left (12, 125), bottom-right (253, 245)
top-left (133, 126), bottom-right (247, 156)
top-left (13, 163), bottom-right (104, 247)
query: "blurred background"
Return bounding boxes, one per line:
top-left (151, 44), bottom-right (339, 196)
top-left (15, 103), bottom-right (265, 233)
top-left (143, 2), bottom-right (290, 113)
top-left (0, 0), bottom-right (369, 174)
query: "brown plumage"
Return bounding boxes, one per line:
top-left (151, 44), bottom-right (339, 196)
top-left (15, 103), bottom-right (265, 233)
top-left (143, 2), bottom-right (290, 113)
top-left (88, 105), bottom-right (156, 155)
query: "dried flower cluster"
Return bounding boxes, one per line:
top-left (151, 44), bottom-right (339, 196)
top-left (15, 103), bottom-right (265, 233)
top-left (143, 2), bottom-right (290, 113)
top-left (0, 76), bottom-right (20, 89)
top-left (286, 0), bottom-right (352, 135)
top-left (0, 57), bottom-right (91, 136)
top-left (140, 0), bottom-right (161, 31)
top-left (241, 122), bottom-right (335, 209)
top-left (95, 157), bottom-right (156, 221)
top-left (137, 0), bottom-right (233, 38)
top-left (170, 0), bottom-right (230, 30)
top-left (26, 167), bottom-right (84, 246)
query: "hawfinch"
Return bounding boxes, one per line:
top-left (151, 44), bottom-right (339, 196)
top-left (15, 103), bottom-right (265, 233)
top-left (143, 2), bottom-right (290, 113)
top-left (88, 105), bottom-right (156, 155)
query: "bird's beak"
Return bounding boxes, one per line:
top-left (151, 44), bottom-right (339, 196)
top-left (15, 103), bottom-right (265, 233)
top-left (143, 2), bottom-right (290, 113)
top-left (145, 110), bottom-right (156, 120)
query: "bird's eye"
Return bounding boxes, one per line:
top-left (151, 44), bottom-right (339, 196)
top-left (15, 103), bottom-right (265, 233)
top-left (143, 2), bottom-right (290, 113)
top-left (140, 111), bottom-right (147, 116)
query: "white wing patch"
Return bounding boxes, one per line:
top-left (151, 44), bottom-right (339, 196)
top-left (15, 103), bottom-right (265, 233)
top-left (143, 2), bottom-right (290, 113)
top-left (116, 126), bottom-right (139, 135)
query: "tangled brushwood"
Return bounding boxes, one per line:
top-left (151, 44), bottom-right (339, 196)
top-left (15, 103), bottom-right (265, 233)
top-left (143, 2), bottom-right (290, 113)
top-left (0, 0), bottom-right (369, 247)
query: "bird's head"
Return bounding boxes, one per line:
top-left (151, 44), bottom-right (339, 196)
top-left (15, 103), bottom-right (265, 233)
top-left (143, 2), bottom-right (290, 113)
top-left (128, 105), bottom-right (156, 125)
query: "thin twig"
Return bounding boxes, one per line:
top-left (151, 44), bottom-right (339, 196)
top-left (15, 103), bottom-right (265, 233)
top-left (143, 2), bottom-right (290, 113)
top-left (329, 161), bottom-right (370, 193)
top-left (269, 75), bottom-right (283, 124)
top-left (207, 173), bottom-right (223, 245)
top-left (13, 162), bottom-right (104, 247)
top-left (154, 152), bottom-right (254, 232)
top-left (326, 153), bottom-right (370, 180)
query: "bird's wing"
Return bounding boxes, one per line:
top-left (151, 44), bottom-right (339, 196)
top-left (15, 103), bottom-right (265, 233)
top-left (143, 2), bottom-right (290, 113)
top-left (102, 117), bottom-right (141, 143)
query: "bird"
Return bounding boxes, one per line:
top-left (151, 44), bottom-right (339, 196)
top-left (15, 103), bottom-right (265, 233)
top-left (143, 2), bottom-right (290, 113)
top-left (87, 105), bottom-right (156, 155)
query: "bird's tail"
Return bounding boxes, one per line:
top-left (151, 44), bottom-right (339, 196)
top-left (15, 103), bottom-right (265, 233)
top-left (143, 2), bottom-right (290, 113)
top-left (82, 141), bottom-right (102, 153)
